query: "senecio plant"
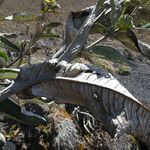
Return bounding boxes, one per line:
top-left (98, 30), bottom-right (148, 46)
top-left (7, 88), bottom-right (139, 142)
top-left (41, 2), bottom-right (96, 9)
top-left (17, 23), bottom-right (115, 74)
top-left (0, 0), bottom-right (61, 125)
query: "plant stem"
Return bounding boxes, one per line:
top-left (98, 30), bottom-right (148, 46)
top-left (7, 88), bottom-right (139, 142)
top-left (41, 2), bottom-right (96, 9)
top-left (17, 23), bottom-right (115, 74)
top-left (86, 35), bottom-right (107, 50)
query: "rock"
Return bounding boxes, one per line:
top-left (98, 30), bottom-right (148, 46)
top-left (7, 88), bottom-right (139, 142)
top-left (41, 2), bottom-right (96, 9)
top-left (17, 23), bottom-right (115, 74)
top-left (4, 142), bottom-right (16, 150)
top-left (138, 41), bottom-right (150, 59)
top-left (113, 134), bottom-right (140, 150)
top-left (0, 133), bottom-right (6, 149)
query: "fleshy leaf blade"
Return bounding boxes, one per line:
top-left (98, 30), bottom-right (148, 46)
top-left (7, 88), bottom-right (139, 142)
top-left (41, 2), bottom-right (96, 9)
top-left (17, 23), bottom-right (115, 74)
top-left (0, 98), bottom-right (47, 126)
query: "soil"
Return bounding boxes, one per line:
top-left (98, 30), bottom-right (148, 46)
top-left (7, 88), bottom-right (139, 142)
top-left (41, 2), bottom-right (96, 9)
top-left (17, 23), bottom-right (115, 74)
top-left (0, 0), bottom-right (96, 33)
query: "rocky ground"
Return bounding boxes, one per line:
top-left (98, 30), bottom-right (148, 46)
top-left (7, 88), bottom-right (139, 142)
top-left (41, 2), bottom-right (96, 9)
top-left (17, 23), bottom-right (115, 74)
top-left (0, 0), bottom-right (150, 150)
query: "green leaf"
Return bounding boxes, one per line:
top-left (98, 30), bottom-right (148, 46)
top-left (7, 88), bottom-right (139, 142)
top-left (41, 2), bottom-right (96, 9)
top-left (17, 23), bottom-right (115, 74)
top-left (90, 46), bottom-right (130, 64)
top-left (0, 50), bottom-right (9, 61)
top-left (0, 15), bottom-right (5, 21)
top-left (0, 68), bottom-right (20, 73)
top-left (5, 12), bottom-right (37, 22)
top-left (0, 51), bottom-right (8, 68)
top-left (78, 46), bottom-right (131, 73)
top-left (39, 33), bottom-right (61, 39)
top-left (0, 98), bottom-right (47, 126)
top-left (0, 36), bottom-right (21, 52)
top-left (44, 0), bottom-right (55, 4)
top-left (124, 0), bottom-right (131, 7)
top-left (42, 1), bottom-right (60, 13)
top-left (97, 0), bottom-right (106, 9)
top-left (0, 57), bottom-right (5, 68)
top-left (115, 15), bottom-right (134, 31)
top-left (45, 22), bottom-right (62, 28)
top-left (0, 68), bottom-right (20, 79)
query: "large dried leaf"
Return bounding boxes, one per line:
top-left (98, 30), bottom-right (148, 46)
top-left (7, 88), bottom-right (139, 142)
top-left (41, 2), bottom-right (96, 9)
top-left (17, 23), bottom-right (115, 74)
top-left (0, 60), bottom-right (149, 146)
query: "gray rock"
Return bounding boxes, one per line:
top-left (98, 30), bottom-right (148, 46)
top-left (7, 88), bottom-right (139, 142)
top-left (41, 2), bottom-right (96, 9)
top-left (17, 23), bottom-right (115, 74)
top-left (138, 41), bottom-right (150, 59)
top-left (4, 142), bottom-right (16, 150)
top-left (116, 60), bottom-right (150, 108)
top-left (113, 134), bottom-right (140, 150)
top-left (0, 133), bottom-right (6, 149)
